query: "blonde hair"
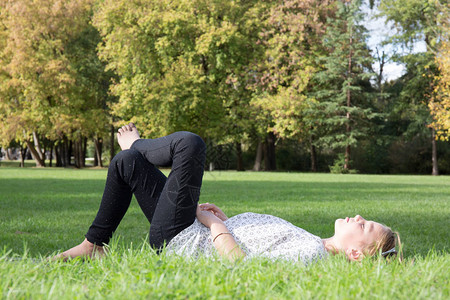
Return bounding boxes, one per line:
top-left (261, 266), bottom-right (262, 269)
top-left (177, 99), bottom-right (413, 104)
top-left (366, 226), bottom-right (403, 262)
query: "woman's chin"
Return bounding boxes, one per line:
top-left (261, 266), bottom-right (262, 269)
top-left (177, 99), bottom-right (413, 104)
top-left (334, 218), bottom-right (344, 233)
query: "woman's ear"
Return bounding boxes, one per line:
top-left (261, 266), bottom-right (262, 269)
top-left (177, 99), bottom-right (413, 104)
top-left (346, 248), bottom-right (364, 261)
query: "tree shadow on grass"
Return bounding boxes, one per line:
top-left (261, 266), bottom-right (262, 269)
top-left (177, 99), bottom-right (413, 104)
top-left (0, 178), bottom-right (448, 257)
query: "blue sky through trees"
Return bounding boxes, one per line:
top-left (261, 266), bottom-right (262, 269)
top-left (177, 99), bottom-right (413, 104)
top-left (363, 4), bottom-right (427, 81)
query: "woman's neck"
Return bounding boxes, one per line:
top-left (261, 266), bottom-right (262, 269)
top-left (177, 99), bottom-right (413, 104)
top-left (322, 237), bottom-right (340, 255)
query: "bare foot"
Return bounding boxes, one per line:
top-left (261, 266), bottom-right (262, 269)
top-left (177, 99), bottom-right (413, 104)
top-left (117, 122), bottom-right (140, 150)
top-left (51, 238), bottom-right (106, 261)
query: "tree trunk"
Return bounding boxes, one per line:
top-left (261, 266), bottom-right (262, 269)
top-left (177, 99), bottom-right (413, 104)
top-left (310, 136), bottom-right (317, 172)
top-left (58, 141), bottom-right (63, 167)
top-left (25, 140), bottom-right (45, 167)
top-left (344, 24), bottom-right (353, 171)
top-left (236, 142), bottom-right (244, 171)
top-left (79, 139), bottom-right (83, 168)
top-left (61, 136), bottom-right (70, 167)
top-left (110, 124), bottom-right (115, 162)
top-left (62, 140), bottom-right (67, 166)
top-left (375, 47), bottom-right (386, 94)
top-left (68, 139), bottom-right (73, 166)
top-left (25, 148), bottom-right (32, 160)
top-left (78, 140), bottom-right (82, 168)
top-left (55, 142), bottom-right (62, 167)
top-left (94, 137), bottom-right (103, 167)
top-left (49, 143), bottom-right (53, 167)
top-left (344, 145), bottom-right (351, 170)
top-left (97, 139), bottom-right (103, 167)
top-left (42, 145), bottom-right (47, 162)
top-left (61, 143), bottom-right (66, 166)
top-left (32, 131), bottom-right (45, 162)
top-left (58, 142), bottom-right (62, 167)
top-left (253, 139), bottom-right (263, 171)
top-left (76, 139), bottom-right (81, 168)
top-left (94, 147), bottom-right (98, 166)
top-left (431, 128), bottom-right (439, 176)
top-left (264, 132), bottom-right (276, 171)
top-left (73, 140), bottom-right (79, 168)
top-left (82, 137), bottom-right (87, 168)
top-left (6, 148), bottom-right (13, 160)
top-left (19, 145), bottom-right (26, 167)
top-left (64, 138), bottom-right (69, 166)
top-left (73, 137), bottom-right (86, 168)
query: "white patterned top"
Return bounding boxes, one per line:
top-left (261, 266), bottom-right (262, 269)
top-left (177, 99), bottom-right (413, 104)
top-left (166, 212), bottom-right (327, 264)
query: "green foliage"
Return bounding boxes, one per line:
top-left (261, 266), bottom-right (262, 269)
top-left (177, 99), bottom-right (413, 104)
top-left (377, 0), bottom-right (448, 173)
top-left (250, 0), bottom-right (333, 141)
top-left (329, 153), bottom-right (358, 174)
top-left (429, 35), bottom-right (450, 140)
top-left (391, 53), bottom-right (436, 136)
top-left (93, 0), bottom-right (263, 142)
top-left (379, 0), bottom-right (447, 53)
top-left (312, 0), bottom-right (377, 170)
top-left (0, 0), bottom-right (446, 173)
top-left (0, 0), bottom-right (112, 166)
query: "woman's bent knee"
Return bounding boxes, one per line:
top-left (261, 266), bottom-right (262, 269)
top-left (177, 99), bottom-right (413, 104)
top-left (179, 132), bottom-right (206, 154)
top-left (110, 149), bottom-right (142, 167)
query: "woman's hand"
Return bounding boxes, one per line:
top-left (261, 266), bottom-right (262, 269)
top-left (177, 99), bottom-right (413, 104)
top-left (196, 204), bottom-right (246, 262)
top-left (196, 205), bottom-right (223, 228)
top-left (198, 203), bottom-right (228, 221)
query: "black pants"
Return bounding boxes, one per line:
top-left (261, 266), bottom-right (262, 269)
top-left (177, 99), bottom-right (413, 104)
top-left (85, 131), bottom-right (206, 249)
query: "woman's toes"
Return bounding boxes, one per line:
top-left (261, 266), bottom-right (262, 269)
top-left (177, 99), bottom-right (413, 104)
top-left (129, 123), bottom-right (137, 131)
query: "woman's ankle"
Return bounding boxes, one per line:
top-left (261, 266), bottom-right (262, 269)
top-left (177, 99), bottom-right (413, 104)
top-left (81, 238), bottom-right (96, 250)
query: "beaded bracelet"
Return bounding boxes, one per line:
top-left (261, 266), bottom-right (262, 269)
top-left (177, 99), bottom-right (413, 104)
top-left (213, 232), bottom-right (232, 243)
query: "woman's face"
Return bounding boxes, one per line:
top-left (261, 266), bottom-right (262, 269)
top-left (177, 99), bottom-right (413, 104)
top-left (334, 215), bottom-right (387, 252)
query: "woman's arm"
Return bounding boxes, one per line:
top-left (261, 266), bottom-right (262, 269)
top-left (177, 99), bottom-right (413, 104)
top-left (196, 205), bottom-right (246, 262)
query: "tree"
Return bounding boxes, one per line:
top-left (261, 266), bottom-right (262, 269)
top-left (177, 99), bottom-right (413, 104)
top-left (429, 37), bottom-right (450, 141)
top-left (249, 0), bottom-right (333, 171)
top-left (313, 0), bottom-right (375, 172)
top-left (93, 0), bottom-right (265, 171)
top-left (379, 0), bottom-right (448, 175)
top-left (1, 0), bottom-right (68, 166)
top-left (63, 19), bottom-right (113, 167)
top-left (0, 0), bottom-right (112, 167)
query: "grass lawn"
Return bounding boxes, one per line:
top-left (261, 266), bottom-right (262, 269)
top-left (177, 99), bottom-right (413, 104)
top-left (0, 167), bottom-right (449, 299)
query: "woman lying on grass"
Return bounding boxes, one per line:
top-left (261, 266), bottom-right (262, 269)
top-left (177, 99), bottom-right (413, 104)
top-left (55, 123), bottom-right (400, 264)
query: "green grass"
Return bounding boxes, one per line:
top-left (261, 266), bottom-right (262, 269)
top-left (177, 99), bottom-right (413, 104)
top-left (0, 160), bottom-right (40, 168)
top-left (0, 168), bottom-right (449, 299)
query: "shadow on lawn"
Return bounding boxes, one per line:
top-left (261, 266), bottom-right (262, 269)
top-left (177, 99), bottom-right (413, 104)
top-left (0, 177), bottom-right (448, 256)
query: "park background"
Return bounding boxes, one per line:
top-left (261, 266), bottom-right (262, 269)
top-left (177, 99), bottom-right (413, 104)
top-left (0, 0), bottom-right (449, 174)
top-left (0, 1), bottom-right (449, 298)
